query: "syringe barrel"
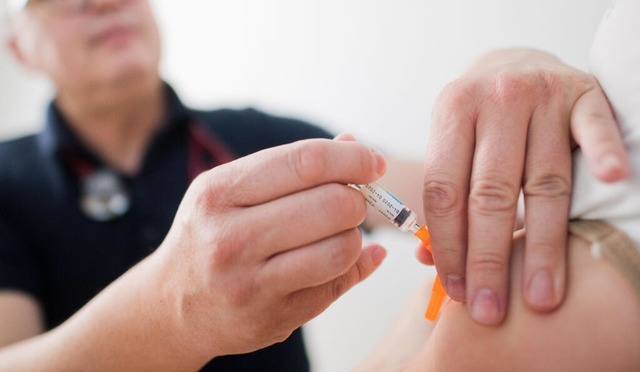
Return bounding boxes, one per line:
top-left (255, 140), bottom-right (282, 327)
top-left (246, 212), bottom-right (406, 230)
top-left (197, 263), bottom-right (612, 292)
top-left (356, 182), bottom-right (418, 232)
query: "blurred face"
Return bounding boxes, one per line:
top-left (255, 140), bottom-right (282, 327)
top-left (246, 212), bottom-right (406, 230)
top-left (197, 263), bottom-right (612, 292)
top-left (8, 0), bottom-right (161, 92)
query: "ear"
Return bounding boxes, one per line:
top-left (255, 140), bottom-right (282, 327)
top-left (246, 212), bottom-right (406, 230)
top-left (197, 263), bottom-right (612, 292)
top-left (6, 31), bottom-right (33, 69)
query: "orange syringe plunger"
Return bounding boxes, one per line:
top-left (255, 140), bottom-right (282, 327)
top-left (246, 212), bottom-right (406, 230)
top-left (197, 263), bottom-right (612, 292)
top-left (353, 183), bottom-right (446, 321)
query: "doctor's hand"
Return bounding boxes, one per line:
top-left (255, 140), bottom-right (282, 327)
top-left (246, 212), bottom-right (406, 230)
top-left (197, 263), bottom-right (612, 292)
top-left (422, 48), bottom-right (628, 326)
top-left (155, 138), bottom-right (387, 363)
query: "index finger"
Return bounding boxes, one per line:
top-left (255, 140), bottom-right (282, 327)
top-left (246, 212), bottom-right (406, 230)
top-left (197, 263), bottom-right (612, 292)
top-left (423, 81), bottom-right (477, 303)
top-left (203, 138), bottom-right (387, 207)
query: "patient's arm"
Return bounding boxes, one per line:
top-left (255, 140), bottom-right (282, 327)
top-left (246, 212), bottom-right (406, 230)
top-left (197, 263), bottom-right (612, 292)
top-left (407, 230), bottom-right (640, 371)
top-left (0, 291), bottom-right (44, 346)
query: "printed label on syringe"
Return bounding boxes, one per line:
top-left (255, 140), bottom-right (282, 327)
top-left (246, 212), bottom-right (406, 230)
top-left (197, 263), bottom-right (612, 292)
top-left (360, 183), bottom-right (404, 222)
top-left (352, 182), bottom-right (417, 231)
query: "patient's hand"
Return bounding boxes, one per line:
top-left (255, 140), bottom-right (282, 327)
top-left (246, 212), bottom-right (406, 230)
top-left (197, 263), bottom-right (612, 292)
top-left (422, 48), bottom-right (630, 325)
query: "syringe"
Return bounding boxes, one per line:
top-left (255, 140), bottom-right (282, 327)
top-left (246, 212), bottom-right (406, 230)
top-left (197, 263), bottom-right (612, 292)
top-left (351, 182), bottom-right (447, 321)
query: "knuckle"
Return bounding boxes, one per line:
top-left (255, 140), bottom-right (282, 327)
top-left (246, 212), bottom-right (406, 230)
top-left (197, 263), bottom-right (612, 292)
top-left (489, 71), bottom-right (530, 105)
top-left (523, 173), bottom-right (571, 200)
top-left (433, 79), bottom-right (479, 121)
top-left (489, 69), bottom-right (565, 108)
top-left (330, 231), bottom-right (361, 267)
top-left (344, 227), bottom-right (364, 248)
top-left (537, 70), bottom-right (563, 100)
top-left (289, 140), bottom-right (330, 186)
top-left (323, 232), bottom-right (361, 280)
top-left (583, 110), bottom-right (615, 129)
top-left (423, 178), bottom-right (464, 217)
top-left (437, 79), bottom-right (473, 107)
top-left (487, 69), bottom-right (558, 108)
top-left (579, 105), bottom-right (618, 139)
top-left (330, 274), bottom-right (351, 300)
top-left (573, 107), bottom-right (618, 148)
top-left (468, 250), bottom-right (508, 276)
top-left (469, 177), bottom-right (518, 216)
top-left (353, 252), bottom-right (368, 282)
top-left (433, 245), bottom-right (467, 268)
top-left (189, 169), bottom-right (209, 191)
top-left (208, 231), bottom-right (243, 270)
top-left (323, 185), bottom-right (367, 225)
top-left (189, 170), bottom-right (227, 212)
top-left (209, 241), bottom-right (234, 269)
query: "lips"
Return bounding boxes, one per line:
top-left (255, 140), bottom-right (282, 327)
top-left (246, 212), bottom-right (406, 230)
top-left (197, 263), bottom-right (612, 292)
top-left (90, 23), bottom-right (135, 47)
top-left (88, 13), bottom-right (139, 48)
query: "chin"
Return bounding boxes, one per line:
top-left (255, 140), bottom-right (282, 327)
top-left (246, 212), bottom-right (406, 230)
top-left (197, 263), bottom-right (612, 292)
top-left (102, 51), bottom-right (159, 83)
top-left (93, 36), bottom-right (160, 77)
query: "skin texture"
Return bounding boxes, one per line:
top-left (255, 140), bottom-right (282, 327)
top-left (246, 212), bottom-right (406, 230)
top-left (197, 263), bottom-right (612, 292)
top-left (362, 231), bottom-right (640, 371)
top-left (1, 0), bottom-right (632, 369)
top-left (411, 231), bottom-right (640, 371)
top-left (0, 138), bottom-right (390, 370)
top-left (422, 49), bottom-right (629, 325)
top-left (1, 0), bottom-right (393, 369)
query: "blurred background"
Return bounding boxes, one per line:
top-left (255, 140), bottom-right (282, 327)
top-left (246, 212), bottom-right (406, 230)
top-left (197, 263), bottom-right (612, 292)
top-left (0, 0), bottom-right (611, 370)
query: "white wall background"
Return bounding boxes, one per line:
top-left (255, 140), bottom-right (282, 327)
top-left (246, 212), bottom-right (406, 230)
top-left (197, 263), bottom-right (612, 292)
top-left (0, 1), bottom-right (611, 371)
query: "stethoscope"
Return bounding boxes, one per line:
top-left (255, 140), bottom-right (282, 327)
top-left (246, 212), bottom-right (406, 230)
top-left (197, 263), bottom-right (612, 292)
top-left (80, 168), bottom-right (130, 222)
top-left (66, 121), bottom-right (235, 222)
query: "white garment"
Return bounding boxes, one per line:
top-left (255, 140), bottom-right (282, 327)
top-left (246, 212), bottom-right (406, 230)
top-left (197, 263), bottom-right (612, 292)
top-left (570, 0), bottom-right (640, 246)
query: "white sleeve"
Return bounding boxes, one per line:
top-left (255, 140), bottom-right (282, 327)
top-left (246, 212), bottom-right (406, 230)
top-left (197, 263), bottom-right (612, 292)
top-left (569, 0), bottom-right (640, 246)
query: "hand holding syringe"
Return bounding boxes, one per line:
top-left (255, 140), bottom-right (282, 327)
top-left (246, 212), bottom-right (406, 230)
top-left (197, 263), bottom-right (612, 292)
top-left (351, 182), bottom-right (446, 321)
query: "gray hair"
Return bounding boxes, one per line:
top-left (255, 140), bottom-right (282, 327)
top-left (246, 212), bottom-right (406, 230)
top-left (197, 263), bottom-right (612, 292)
top-left (0, 2), bottom-right (9, 35)
top-left (6, 0), bottom-right (28, 15)
top-left (1, 0), bottom-right (27, 21)
top-left (0, 0), bottom-right (25, 33)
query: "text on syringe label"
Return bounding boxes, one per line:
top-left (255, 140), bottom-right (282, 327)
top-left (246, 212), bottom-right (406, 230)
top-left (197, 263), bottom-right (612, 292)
top-left (355, 183), bottom-right (418, 231)
top-left (360, 183), bottom-right (404, 220)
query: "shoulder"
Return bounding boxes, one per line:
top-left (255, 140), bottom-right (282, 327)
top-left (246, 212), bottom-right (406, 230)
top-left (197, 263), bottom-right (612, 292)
top-left (190, 107), bottom-right (334, 157)
top-left (0, 135), bottom-right (51, 202)
top-left (0, 135), bottom-right (42, 176)
top-left (409, 231), bottom-right (640, 371)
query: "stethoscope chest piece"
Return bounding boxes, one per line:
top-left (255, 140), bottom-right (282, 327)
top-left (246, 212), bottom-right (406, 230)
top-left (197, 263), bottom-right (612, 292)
top-left (80, 169), bottom-right (130, 221)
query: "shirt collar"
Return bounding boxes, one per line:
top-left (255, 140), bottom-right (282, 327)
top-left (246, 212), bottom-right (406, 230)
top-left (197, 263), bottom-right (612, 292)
top-left (36, 83), bottom-right (192, 160)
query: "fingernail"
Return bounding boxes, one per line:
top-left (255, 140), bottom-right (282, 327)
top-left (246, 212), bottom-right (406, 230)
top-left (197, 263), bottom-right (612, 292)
top-left (334, 133), bottom-right (357, 141)
top-left (470, 288), bottom-right (501, 325)
top-left (599, 153), bottom-right (622, 172)
top-left (370, 148), bottom-right (387, 176)
top-left (371, 246), bottom-right (387, 267)
top-left (526, 270), bottom-right (554, 309)
top-left (445, 274), bottom-right (465, 301)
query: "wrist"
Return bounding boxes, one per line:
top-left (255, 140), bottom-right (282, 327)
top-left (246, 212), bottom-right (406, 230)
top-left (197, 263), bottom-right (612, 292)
top-left (144, 245), bottom-right (223, 367)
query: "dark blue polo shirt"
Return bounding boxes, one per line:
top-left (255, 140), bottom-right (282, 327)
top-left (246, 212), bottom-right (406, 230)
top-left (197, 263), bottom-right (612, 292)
top-left (0, 85), bottom-right (332, 371)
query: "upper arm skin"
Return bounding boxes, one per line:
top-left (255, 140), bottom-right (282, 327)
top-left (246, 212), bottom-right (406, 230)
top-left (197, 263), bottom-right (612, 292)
top-left (0, 291), bottom-right (45, 347)
top-left (407, 231), bottom-right (640, 371)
